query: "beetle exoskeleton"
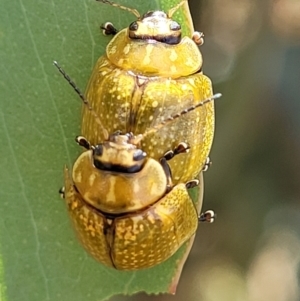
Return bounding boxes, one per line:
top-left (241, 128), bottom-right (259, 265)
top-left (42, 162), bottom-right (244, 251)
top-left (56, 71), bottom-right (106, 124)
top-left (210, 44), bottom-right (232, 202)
top-left (81, 0), bottom-right (215, 184)
top-left (54, 0), bottom-right (220, 271)
top-left (63, 132), bottom-right (199, 270)
top-left (55, 57), bottom-right (220, 269)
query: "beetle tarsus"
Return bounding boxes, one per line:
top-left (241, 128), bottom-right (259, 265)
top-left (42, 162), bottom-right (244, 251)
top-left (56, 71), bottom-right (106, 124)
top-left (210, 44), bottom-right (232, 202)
top-left (202, 157), bottom-right (212, 172)
top-left (76, 136), bottom-right (91, 150)
top-left (101, 22), bottom-right (118, 35)
top-left (59, 187), bottom-right (65, 199)
top-left (192, 31), bottom-right (204, 46)
top-left (185, 179), bottom-right (199, 189)
top-left (198, 210), bottom-right (215, 223)
top-left (163, 142), bottom-right (190, 161)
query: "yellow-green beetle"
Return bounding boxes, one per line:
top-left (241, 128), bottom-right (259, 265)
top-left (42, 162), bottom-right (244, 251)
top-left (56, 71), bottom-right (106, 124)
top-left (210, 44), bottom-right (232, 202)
top-left (54, 0), bottom-right (219, 270)
top-left (62, 131), bottom-right (202, 270)
top-left (57, 100), bottom-right (216, 269)
top-left (54, 58), bottom-right (218, 269)
top-left (82, 0), bottom-right (215, 184)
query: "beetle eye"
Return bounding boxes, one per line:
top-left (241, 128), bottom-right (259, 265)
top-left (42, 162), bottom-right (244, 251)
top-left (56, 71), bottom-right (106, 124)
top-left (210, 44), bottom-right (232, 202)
top-left (133, 149), bottom-right (146, 161)
top-left (129, 21), bottom-right (138, 31)
top-left (94, 144), bottom-right (103, 156)
top-left (170, 21), bottom-right (181, 31)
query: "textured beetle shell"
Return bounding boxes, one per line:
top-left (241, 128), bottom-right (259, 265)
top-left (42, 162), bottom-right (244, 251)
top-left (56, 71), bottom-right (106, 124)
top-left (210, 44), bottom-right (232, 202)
top-left (72, 150), bottom-right (168, 214)
top-left (106, 29), bottom-right (203, 77)
top-left (82, 55), bottom-right (214, 184)
top-left (64, 167), bottom-right (199, 270)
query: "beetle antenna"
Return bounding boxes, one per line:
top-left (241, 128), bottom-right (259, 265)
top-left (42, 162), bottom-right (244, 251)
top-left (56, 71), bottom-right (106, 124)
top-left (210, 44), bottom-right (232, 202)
top-left (96, 0), bottom-right (140, 18)
top-left (168, 0), bottom-right (188, 18)
top-left (53, 61), bottom-right (109, 140)
top-left (134, 93), bottom-right (222, 144)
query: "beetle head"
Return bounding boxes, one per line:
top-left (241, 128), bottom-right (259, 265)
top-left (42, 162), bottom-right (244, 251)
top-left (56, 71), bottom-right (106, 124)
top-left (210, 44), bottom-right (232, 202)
top-left (128, 11), bottom-right (182, 45)
top-left (93, 132), bottom-right (147, 173)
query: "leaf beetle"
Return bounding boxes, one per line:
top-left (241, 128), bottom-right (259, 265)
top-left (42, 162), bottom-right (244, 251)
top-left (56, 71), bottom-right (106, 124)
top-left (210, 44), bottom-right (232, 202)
top-left (82, 0), bottom-right (215, 184)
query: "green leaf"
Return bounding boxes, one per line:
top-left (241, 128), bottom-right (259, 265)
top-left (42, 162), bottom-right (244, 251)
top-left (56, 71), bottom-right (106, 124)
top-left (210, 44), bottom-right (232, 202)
top-left (0, 0), bottom-right (200, 300)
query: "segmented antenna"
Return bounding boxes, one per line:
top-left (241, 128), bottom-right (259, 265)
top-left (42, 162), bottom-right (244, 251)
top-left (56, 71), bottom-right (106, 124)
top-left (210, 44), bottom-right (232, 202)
top-left (53, 61), bottom-right (109, 140)
top-left (133, 93), bottom-right (222, 145)
top-left (96, 0), bottom-right (140, 18)
top-left (168, 0), bottom-right (188, 18)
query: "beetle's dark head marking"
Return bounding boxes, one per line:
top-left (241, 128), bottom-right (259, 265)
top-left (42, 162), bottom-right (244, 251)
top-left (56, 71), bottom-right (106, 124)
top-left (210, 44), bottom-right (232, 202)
top-left (96, 0), bottom-right (189, 45)
top-left (92, 132), bottom-right (147, 173)
top-left (128, 11), bottom-right (182, 45)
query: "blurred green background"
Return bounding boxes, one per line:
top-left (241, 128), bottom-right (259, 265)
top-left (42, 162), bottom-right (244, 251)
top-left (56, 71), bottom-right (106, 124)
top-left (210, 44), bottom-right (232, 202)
top-left (0, 0), bottom-right (300, 300)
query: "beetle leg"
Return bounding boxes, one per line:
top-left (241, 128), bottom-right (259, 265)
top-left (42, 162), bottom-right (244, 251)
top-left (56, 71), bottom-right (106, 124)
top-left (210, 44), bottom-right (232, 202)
top-left (163, 142), bottom-right (190, 161)
top-left (185, 179), bottom-right (199, 189)
top-left (202, 157), bottom-right (212, 172)
top-left (101, 22), bottom-right (118, 36)
top-left (185, 180), bottom-right (215, 223)
top-left (59, 186), bottom-right (65, 199)
top-left (192, 31), bottom-right (204, 46)
top-left (159, 157), bottom-right (173, 192)
top-left (75, 135), bottom-right (92, 150)
top-left (160, 143), bottom-right (191, 190)
top-left (198, 210), bottom-right (215, 223)
top-left (160, 142), bottom-right (190, 190)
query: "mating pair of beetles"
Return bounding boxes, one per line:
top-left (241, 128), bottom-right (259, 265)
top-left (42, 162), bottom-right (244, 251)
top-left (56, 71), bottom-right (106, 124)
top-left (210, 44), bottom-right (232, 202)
top-left (55, 0), bottom-right (221, 270)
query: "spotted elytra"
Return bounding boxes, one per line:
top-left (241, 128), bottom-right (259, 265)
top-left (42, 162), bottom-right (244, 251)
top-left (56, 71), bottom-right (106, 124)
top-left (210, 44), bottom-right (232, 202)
top-left (54, 0), bottom-right (220, 270)
top-left (54, 58), bottom-right (219, 269)
top-left (81, 0), bottom-right (216, 184)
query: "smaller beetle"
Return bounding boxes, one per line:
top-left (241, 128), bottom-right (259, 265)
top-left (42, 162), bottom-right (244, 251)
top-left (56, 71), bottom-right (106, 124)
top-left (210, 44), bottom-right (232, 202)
top-left (63, 133), bottom-right (199, 270)
top-left (55, 61), bottom-right (219, 270)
